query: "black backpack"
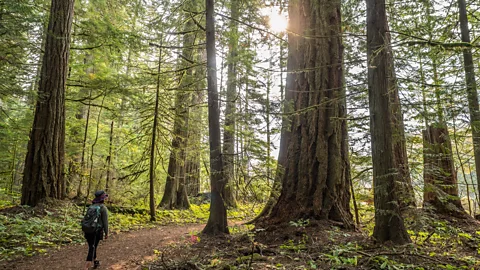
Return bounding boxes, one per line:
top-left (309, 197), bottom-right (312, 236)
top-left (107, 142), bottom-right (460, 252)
top-left (81, 205), bottom-right (102, 233)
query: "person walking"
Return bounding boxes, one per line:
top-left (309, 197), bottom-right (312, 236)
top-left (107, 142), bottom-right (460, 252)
top-left (83, 190), bottom-right (109, 270)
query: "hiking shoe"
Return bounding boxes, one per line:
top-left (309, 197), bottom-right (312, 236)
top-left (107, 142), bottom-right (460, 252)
top-left (93, 260), bottom-right (100, 269)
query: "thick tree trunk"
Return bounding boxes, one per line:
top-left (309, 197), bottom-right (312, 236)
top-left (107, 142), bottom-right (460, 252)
top-left (159, 2), bottom-right (199, 209)
top-left (222, 0), bottom-right (239, 208)
top-left (21, 0), bottom-right (74, 206)
top-left (202, 0), bottom-right (228, 235)
top-left (423, 125), bottom-right (465, 216)
top-left (264, 0), bottom-right (353, 228)
top-left (159, 149), bottom-right (178, 208)
top-left (185, 160), bottom-right (200, 196)
top-left (381, 22), bottom-right (415, 208)
top-left (367, 0), bottom-right (411, 244)
top-left (457, 0), bottom-right (480, 206)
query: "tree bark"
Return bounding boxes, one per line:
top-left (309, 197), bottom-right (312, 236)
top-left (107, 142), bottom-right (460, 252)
top-left (457, 0), bottom-right (480, 207)
top-left (367, 0), bottom-right (411, 244)
top-left (222, 0), bottom-right (240, 208)
top-left (202, 0), bottom-right (229, 235)
top-left (423, 125), bottom-right (466, 216)
top-left (159, 2), bottom-right (198, 210)
top-left (21, 0), bottom-right (75, 206)
top-left (387, 42), bottom-right (416, 208)
top-left (264, 0), bottom-right (353, 228)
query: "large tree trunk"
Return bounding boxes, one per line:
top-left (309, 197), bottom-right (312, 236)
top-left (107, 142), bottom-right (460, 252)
top-left (423, 125), bottom-right (466, 216)
top-left (159, 146), bottom-right (178, 208)
top-left (367, 0), bottom-right (411, 244)
top-left (202, 0), bottom-right (228, 235)
top-left (159, 2), bottom-right (199, 210)
top-left (457, 0), bottom-right (480, 206)
top-left (21, 0), bottom-right (75, 206)
top-left (222, 0), bottom-right (239, 208)
top-left (264, 0), bottom-right (353, 228)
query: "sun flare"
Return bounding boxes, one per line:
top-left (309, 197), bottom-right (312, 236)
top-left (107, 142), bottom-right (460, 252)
top-left (268, 12), bottom-right (288, 33)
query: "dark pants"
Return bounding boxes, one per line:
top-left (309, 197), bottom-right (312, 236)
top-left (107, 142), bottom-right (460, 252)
top-left (85, 231), bottom-right (103, 261)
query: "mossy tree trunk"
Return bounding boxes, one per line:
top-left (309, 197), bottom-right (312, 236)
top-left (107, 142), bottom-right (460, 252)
top-left (21, 0), bottom-right (75, 206)
top-left (159, 0), bottom-right (200, 210)
top-left (264, 0), bottom-right (353, 228)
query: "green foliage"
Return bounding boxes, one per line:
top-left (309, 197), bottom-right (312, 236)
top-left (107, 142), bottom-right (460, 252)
top-left (0, 190), bottom-right (19, 209)
top-left (289, 219), bottom-right (309, 228)
top-left (0, 204), bottom-right (84, 260)
top-left (321, 243), bottom-right (360, 269)
top-left (279, 239), bottom-right (306, 253)
top-left (227, 203), bottom-right (262, 221)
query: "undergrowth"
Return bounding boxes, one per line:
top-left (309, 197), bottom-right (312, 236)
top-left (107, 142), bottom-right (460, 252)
top-left (0, 194), bottom-right (261, 261)
top-left (148, 206), bottom-right (480, 270)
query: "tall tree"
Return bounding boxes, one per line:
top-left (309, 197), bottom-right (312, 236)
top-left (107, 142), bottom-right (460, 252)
top-left (264, 0), bottom-right (353, 227)
top-left (149, 43), bottom-right (164, 221)
top-left (457, 0), bottom-right (480, 205)
top-left (222, 0), bottom-right (240, 208)
top-left (367, 0), bottom-right (411, 244)
top-left (159, 1), bottom-right (198, 210)
top-left (383, 0), bottom-right (416, 208)
top-left (202, 0), bottom-right (229, 235)
top-left (21, 0), bottom-right (75, 206)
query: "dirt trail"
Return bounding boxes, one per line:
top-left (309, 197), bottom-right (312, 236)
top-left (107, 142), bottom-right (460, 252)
top-left (0, 223), bottom-right (205, 270)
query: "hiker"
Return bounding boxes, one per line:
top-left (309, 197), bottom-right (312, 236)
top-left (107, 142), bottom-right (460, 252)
top-left (83, 190), bottom-right (109, 270)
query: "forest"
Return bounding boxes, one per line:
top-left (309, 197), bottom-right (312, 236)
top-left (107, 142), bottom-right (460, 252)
top-left (1, 0), bottom-right (480, 269)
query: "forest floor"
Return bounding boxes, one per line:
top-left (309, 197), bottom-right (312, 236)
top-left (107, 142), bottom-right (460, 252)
top-left (0, 222), bottom-right (208, 270)
top-left (146, 214), bottom-right (480, 270)
top-left (1, 204), bottom-right (480, 270)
